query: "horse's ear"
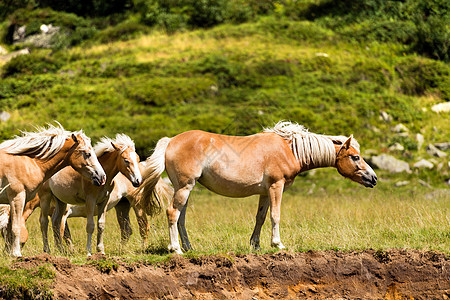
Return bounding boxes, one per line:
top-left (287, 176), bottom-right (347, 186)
top-left (337, 135), bottom-right (353, 156)
top-left (111, 142), bottom-right (120, 151)
top-left (71, 133), bottom-right (79, 143)
top-left (342, 135), bottom-right (353, 150)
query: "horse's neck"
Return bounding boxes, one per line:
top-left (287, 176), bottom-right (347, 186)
top-left (296, 141), bottom-right (338, 173)
top-left (98, 151), bottom-right (119, 183)
top-left (37, 142), bottom-right (75, 182)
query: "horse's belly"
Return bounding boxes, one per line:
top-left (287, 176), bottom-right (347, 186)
top-left (198, 170), bottom-right (265, 197)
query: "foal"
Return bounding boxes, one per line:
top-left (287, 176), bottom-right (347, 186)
top-left (39, 134), bottom-right (142, 255)
top-left (135, 121), bottom-right (377, 254)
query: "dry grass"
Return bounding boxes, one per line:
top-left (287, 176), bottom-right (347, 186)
top-left (4, 177), bottom-right (447, 266)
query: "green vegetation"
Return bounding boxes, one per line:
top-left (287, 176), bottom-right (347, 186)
top-left (0, 263), bottom-right (54, 299)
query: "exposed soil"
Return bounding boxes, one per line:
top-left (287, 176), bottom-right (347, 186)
top-left (7, 249), bottom-right (450, 299)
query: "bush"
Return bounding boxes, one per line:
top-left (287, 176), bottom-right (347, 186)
top-left (395, 57), bottom-right (450, 100)
top-left (96, 20), bottom-right (150, 43)
top-left (2, 52), bottom-right (64, 77)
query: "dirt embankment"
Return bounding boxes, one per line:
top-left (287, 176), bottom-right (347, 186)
top-left (8, 249), bottom-right (450, 299)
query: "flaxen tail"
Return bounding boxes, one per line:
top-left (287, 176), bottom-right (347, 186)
top-left (132, 137), bottom-right (172, 216)
top-left (0, 205), bottom-right (10, 240)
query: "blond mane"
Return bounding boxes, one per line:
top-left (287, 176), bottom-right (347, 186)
top-left (0, 123), bottom-right (83, 160)
top-left (94, 134), bottom-right (135, 157)
top-left (263, 121), bottom-right (359, 167)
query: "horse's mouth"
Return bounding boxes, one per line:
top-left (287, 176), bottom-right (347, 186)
top-left (362, 174), bottom-right (377, 188)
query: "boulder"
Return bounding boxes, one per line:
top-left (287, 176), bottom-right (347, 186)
top-left (413, 159), bottom-right (434, 169)
top-left (389, 143), bottom-right (404, 151)
top-left (379, 111), bottom-right (392, 123)
top-left (394, 181), bottom-right (410, 187)
top-left (0, 111), bottom-right (11, 122)
top-left (370, 154), bottom-right (411, 173)
top-left (0, 48), bottom-right (30, 63)
top-left (427, 144), bottom-right (447, 158)
top-left (431, 102), bottom-right (450, 113)
top-left (391, 123), bottom-right (408, 133)
top-left (0, 45), bottom-right (7, 55)
top-left (415, 133), bottom-right (424, 150)
top-left (434, 142), bottom-right (450, 151)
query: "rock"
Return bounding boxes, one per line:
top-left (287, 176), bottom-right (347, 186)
top-left (415, 134), bottom-right (424, 150)
top-left (380, 111), bottom-right (392, 123)
top-left (413, 159), bottom-right (434, 169)
top-left (0, 48), bottom-right (30, 63)
top-left (389, 143), bottom-right (404, 151)
top-left (0, 45), bottom-right (7, 55)
top-left (394, 181), bottom-right (410, 187)
top-left (427, 144), bottom-right (447, 158)
top-left (12, 24), bottom-right (60, 49)
top-left (13, 25), bottom-right (26, 41)
top-left (315, 52), bottom-right (329, 57)
top-left (0, 111), bottom-right (10, 122)
top-left (370, 154), bottom-right (411, 173)
top-left (434, 142), bottom-right (450, 151)
top-left (431, 102), bottom-right (450, 113)
top-left (418, 179), bottom-right (432, 188)
top-left (391, 124), bottom-right (408, 133)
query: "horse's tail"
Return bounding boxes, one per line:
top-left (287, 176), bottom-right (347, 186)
top-left (133, 137), bottom-right (172, 216)
top-left (0, 205), bottom-right (10, 239)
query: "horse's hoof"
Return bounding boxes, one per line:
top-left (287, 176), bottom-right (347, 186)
top-left (168, 245), bottom-right (183, 255)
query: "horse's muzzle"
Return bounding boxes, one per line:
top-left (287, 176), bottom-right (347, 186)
top-left (362, 172), bottom-right (377, 188)
top-left (92, 172), bottom-right (106, 186)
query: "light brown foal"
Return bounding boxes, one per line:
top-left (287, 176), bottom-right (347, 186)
top-left (136, 121), bottom-right (377, 254)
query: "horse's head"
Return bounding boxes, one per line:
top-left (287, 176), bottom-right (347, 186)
top-left (112, 142), bottom-right (142, 187)
top-left (69, 133), bottom-right (106, 186)
top-left (335, 136), bottom-right (377, 188)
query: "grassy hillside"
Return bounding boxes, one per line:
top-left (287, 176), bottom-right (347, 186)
top-left (0, 2), bottom-right (449, 187)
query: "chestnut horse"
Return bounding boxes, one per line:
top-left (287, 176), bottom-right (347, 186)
top-left (0, 124), bottom-right (106, 257)
top-left (135, 121), bottom-right (377, 254)
top-left (39, 134), bottom-right (142, 255)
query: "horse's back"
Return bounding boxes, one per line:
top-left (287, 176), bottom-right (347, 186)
top-left (165, 130), bottom-right (299, 196)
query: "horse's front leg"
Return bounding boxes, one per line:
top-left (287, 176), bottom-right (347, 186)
top-left (96, 200), bottom-right (108, 254)
top-left (250, 195), bottom-right (270, 250)
top-left (7, 190), bottom-right (25, 257)
top-left (131, 201), bottom-right (148, 244)
top-left (85, 198), bottom-right (97, 256)
top-left (269, 180), bottom-right (286, 250)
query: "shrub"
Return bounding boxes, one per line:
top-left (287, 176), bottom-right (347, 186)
top-left (395, 57), bottom-right (450, 100)
top-left (96, 20), bottom-right (150, 43)
top-left (2, 52), bottom-right (64, 77)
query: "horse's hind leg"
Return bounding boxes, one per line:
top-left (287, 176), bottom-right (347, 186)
top-left (250, 195), bottom-right (270, 250)
top-left (167, 180), bottom-right (195, 254)
top-left (131, 201), bottom-right (148, 244)
top-left (178, 200), bottom-right (191, 251)
top-left (51, 198), bottom-right (67, 253)
top-left (115, 199), bottom-right (133, 243)
top-left (39, 191), bottom-right (53, 253)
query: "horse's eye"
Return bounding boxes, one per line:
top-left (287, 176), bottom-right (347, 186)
top-left (351, 155), bottom-right (360, 161)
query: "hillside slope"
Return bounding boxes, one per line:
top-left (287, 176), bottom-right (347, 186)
top-left (0, 15), bottom-right (449, 187)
